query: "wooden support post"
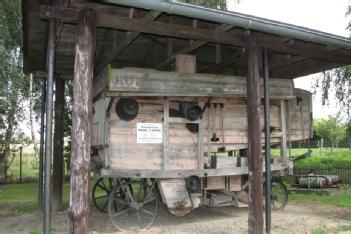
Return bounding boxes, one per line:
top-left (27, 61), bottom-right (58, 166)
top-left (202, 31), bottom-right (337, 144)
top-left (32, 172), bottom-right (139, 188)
top-left (52, 78), bottom-right (65, 212)
top-left (246, 35), bottom-right (264, 234)
top-left (280, 100), bottom-right (288, 166)
top-left (262, 48), bottom-right (272, 234)
top-left (69, 9), bottom-right (96, 234)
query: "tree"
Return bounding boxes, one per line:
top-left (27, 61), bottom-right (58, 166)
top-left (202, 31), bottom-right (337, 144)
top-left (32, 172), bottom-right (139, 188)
top-left (0, 0), bottom-right (29, 179)
top-left (314, 7), bottom-right (351, 118)
top-left (313, 115), bottom-right (347, 154)
top-left (183, 0), bottom-right (227, 9)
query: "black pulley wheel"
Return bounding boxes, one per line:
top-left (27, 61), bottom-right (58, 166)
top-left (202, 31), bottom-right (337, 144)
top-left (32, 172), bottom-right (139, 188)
top-left (184, 104), bottom-right (202, 121)
top-left (116, 98), bottom-right (139, 121)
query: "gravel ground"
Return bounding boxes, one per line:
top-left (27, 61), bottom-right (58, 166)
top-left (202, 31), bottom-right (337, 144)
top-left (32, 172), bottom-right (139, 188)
top-left (0, 201), bottom-right (350, 234)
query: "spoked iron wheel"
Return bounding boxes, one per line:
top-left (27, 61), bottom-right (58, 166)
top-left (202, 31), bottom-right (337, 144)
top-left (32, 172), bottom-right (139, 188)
top-left (263, 178), bottom-right (288, 211)
top-left (108, 178), bottom-right (160, 231)
top-left (92, 177), bottom-right (119, 213)
top-left (271, 179), bottom-right (288, 210)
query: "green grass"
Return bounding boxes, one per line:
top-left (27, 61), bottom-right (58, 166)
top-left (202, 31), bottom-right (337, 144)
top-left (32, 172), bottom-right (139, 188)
top-left (289, 187), bottom-right (351, 208)
top-left (0, 179), bottom-right (103, 214)
top-left (339, 225), bottom-right (351, 232)
top-left (0, 182), bottom-right (71, 214)
top-left (271, 148), bottom-right (351, 166)
top-left (311, 225), bottom-right (328, 234)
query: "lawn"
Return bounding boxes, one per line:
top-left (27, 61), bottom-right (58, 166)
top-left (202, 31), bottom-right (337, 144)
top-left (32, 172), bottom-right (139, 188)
top-left (0, 179), bottom-right (103, 214)
top-left (271, 147), bottom-right (351, 166)
top-left (0, 183), bottom-right (70, 214)
top-left (289, 186), bottom-right (351, 208)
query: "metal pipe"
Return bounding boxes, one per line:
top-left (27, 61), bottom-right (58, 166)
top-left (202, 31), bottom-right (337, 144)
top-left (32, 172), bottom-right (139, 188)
top-left (44, 19), bottom-right (56, 234)
top-left (262, 48), bottom-right (271, 234)
top-left (38, 78), bottom-right (46, 211)
top-left (102, 0), bottom-right (351, 49)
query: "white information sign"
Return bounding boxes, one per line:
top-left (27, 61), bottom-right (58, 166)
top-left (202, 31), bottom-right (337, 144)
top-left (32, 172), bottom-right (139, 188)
top-left (137, 123), bottom-right (163, 144)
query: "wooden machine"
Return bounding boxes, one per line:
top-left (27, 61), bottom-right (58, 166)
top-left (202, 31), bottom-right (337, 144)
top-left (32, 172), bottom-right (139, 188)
top-left (90, 56), bottom-right (312, 231)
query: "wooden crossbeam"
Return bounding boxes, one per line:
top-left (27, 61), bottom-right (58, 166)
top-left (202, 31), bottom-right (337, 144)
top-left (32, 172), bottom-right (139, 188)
top-left (41, 5), bottom-right (351, 64)
top-left (270, 59), bottom-right (343, 78)
top-left (199, 49), bottom-right (245, 73)
top-left (94, 10), bottom-right (161, 76)
top-left (157, 24), bottom-right (234, 69)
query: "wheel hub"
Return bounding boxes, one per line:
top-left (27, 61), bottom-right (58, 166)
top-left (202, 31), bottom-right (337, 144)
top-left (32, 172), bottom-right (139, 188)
top-left (130, 201), bottom-right (143, 211)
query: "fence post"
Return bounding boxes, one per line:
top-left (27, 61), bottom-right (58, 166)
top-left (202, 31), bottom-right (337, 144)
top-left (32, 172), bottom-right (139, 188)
top-left (19, 146), bottom-right (23, 183)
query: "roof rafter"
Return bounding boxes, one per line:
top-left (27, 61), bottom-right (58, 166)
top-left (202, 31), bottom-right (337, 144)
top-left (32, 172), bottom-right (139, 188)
top-left (94, 10), bottom-right (161, 76)
top-left (40, 5), bottom-right (351, 66)
top-left (157, 24), bottom-right (234, 69)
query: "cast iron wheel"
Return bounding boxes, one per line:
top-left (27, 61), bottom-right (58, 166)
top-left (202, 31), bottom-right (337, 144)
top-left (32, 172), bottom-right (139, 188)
top-left (264, 178), bottom-right (288, 211)
top-left (92, 177), bottom-right (119, 213)
top-left (108, 178), bottom-right (160, 231)
top-left (271, 179), bottom-right (288, 210)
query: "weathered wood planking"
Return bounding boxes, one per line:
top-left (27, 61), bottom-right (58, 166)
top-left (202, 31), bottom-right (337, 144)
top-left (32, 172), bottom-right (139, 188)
top-left (93, 67), bottom-right (295, 98)
top-left (92, 97), bottom-right (110, 146)
top-left (98, 89), bottom-right (312, 171)
top-left (287, 88), bottom-right (313, 140)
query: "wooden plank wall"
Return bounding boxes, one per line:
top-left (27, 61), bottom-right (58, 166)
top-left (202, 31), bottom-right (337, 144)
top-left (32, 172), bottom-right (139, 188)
top-left (92, 97), bottom-right (110, 146)
top-left (103, 97), bottom-right (307, 170)
top-left (93, 96), bottom-right (312, 171)
top-left (287, 89), bottom-right (313, 142)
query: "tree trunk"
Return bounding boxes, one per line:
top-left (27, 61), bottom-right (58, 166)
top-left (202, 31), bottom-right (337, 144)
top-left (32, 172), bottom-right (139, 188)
top-left (0, 108), bottom-right (16, 179)
top-left (320, 138), bottom-right (323, 157)
top-left (29, 73), bottom-right (38, 158)
top-left (69, 9), bottom-right (96, 234)
top-left (52, 79), bottom-right (65, 212)
top-left (246, 34), bottom-right (263, 234)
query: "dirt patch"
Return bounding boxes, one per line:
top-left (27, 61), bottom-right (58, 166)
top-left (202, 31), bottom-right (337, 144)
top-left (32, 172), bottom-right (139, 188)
top-left (0, 201), bottom-right (350, 234)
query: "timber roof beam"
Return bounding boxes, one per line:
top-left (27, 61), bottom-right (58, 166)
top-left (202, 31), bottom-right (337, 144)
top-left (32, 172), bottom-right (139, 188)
top-left (40, 5), bottom-right (351, 65)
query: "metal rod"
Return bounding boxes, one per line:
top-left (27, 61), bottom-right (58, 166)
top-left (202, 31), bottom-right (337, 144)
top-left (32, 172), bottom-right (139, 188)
top-left (262, 48), bottom-right (272, 234)
top-left (44, 19), bottom-right (56, 234)
top-left (19, 146), bottom-right (23, 183)
top-left (38, 79), bottom-right (46, 210)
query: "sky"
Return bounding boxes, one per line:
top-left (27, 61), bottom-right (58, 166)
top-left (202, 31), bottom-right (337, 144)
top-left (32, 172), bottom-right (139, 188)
top-left (228, 0), bottom-right (350, 118)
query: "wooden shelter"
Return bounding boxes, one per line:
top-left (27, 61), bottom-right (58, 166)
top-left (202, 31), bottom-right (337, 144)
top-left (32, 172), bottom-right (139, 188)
top-left (21, 0), bottom-right (351, 233)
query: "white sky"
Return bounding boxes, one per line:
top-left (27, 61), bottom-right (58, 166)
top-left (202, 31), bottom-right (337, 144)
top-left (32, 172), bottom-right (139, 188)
top-left (228, 0), bottom-right (350, 118)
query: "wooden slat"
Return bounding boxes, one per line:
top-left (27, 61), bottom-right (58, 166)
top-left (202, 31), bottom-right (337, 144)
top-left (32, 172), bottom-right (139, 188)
top-left (100, 67), bottom-right (295, 97)
top-left (100, 162), bottom-right (290, 178)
